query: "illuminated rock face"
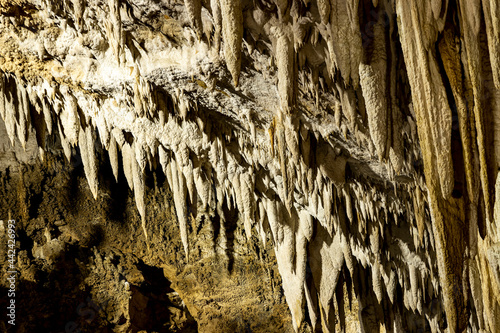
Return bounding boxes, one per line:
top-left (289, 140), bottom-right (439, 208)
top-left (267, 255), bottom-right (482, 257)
top-left (0, 0), bottom-right (500, 332)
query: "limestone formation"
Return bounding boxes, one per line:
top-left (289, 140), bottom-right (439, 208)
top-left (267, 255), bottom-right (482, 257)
top-left (1, 0), bottom-right (500, 332)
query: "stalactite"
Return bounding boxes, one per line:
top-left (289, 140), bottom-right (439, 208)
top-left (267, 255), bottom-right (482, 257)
top-left (359, 16), bottom-right (388, 160)
top-left (193, 163), bottom-right (208, 210)
top-left (32, 112), bottom-right (46, 160)
top-left (257, 200), bottom-right (267, 245)
top-left (108, 135), bottom-right (119, 182)
top-left (438, 25), bottom-right (477, 221)
top-left (311, 231), bottom-right (345, 332)
top-left (107, 0), bottom-right (124, 64)
top-left (387, 269), bottom-right (396, 304)
top-left (275, 25), bottom-right (295, 115)
top-left (274, 208), bottom-right (306, 332)
top-left (79, 125), bottom-right (99, 200)
top-left (335, 274), bottom-right (346, 330)
top-left (168, 157), bottom-right (190, 260)
top-left (72, 0), bottom-right (84, 32)
top-left (284, 116), bottom-right (299, 163)
top-left (409, 264), bottom-right (418, 311)
top-left (265, 198), bottom-right (279, 245)
top-left (317, 0), bottom-right (330, 25)
top-left (132, 142), bottom-right (147, 241)
top-left (396, 0), bottom-right (454, 199)
top-left (322, 184), bottom-right (333, 234)
top-left (458, 0), bottom-right (495, 225)
top-left (210, 0), bottom-right (222, 53)
top-left (482, 0), bottom-right (500, 89)
top-left (16, 82), bottom-right (29, 150)
top-left (396, 2), bottom-right (467, 330)
top-left (3, 84), bottom-right (17, 146)
top-left (219, 0), bottom-right (243, 86)
top-left (0, 73), bottom-right (5, 122)
top-left (304, 280), bottom-right (318, 331)
top-left (58, 122), bottom-right (72, 163)
top-left (328, 0), bottom-right (363, 87)
top-left (41, 97), bottom-right (53, 135)
top-left (184, 0), bottom-right (203, 39)
top-left (60, 86), bottom-right (80, 147)
top-left (240, 172), bottom-right (255, 241)
top-left (122, 142), bottom-right (135, 191)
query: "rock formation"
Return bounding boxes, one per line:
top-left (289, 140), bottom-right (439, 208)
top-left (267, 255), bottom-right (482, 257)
top-left (0, 0), bottom-right (500, 332)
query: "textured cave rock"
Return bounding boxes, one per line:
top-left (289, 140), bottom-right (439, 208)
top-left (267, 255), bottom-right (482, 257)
top-left (0, 0), bottom-right (500, 332)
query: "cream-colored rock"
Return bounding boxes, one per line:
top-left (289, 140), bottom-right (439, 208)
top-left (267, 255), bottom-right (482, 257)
top-left (0, 0), bottom-right (499, 331)
top-left (220, 0), bottom-right (243, 86)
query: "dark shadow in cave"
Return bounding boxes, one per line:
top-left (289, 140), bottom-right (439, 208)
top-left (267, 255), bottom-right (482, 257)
top-left (129, 261), bottom-right (198, 333)
top-left (100, 145), bottom-right (130, 224)
top-left (221, 194), bottom-right (239, 274)
top-left (0, 242), bottom-right (99, 333)
top-left (63, 146), bottom-right (86, 216)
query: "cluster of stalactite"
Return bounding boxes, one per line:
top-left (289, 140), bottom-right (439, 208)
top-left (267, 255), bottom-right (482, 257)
top-left (0, 0), bottom-right (500, 332)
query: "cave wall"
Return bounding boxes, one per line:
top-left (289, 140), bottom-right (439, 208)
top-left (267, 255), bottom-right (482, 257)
top-left (0, 0), bottom-right (500, 332)
top-left (0, 117), bottom-right (301, 332)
